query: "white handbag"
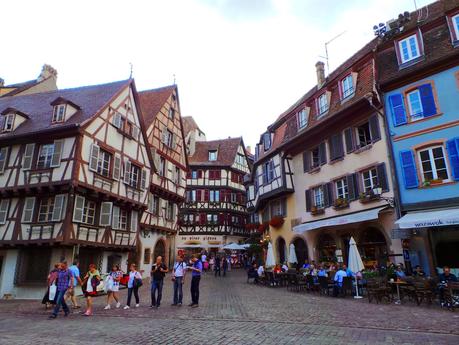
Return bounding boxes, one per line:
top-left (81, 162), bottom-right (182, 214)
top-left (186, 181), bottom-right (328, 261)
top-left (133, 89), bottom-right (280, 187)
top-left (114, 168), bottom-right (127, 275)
top-left (49, 283), bottom-right (57, 300)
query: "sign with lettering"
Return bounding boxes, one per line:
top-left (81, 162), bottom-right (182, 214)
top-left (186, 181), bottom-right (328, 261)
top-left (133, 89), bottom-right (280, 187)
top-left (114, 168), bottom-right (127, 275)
top-left (391, 229), bottom-right (412, 239)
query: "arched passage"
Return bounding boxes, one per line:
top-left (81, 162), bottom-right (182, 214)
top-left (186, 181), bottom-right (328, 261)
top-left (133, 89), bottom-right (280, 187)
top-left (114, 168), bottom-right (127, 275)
top-left (276, 237), bottom-right (286, 264)
top-left (359, 227), bottom-right (388, 267)
top-left (292, 237), bottom-right (308, 266)
top-left (153, 239), bottom-right (166, 262)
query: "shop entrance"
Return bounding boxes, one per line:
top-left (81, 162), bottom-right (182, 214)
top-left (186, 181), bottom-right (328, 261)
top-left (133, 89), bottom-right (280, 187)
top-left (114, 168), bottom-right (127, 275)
top-left (317, 234), bottom-right (337, 263)
top-left (292, 237), bottom-right (308, 266)
top-left (276, 237), bottom-right (286, 264)
top-left (359, 228), bottom-right (388, 268)
top-left (153, 240), bottom-right (166, 261)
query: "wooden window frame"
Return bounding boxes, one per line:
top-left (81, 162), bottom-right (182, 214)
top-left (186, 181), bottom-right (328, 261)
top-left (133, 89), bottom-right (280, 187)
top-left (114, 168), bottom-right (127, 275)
top-left (2, 113), bottom-right (15, 132)
top-left (208, 150), bottom-right (218, 161)
top-left (52, 104), bottom-right (66, 123)
top-left (416, 144), bottom-right (451, 184)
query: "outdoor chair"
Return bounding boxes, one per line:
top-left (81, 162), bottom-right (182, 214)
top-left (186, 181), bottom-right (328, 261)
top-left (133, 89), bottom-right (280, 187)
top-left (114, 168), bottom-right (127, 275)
top-left (412, 280), bottom-right (436, 306)
top-left (442, 282), bottom-right (459, 311)
top-left (366, 279), bottom-right (392, 304)
top-left (306, 275), bottom-right (319, 293)
top-left (287, 273), bottom-right (298, 292)
top-left (341, 277), bottom-right (353, 297)
top-left (266, 272), bottom-right (281, 287)
top-left (318, 276), bottom-right (332, 296)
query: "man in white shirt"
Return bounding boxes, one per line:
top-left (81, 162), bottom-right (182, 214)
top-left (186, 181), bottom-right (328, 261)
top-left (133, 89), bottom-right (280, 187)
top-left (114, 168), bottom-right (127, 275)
top-left (257, 264), bottom-right (265, 277)
top-left (171, 255), bottom-right (187, 306)
top-left (333, 266), bottom-right (348, 297)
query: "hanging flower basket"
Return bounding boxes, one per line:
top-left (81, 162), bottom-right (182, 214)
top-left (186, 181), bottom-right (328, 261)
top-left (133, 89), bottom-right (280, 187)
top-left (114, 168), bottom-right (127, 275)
top-left (258, 222), bottom-right (269, 233)
top-left (269, 216), bottom-right (284, 228)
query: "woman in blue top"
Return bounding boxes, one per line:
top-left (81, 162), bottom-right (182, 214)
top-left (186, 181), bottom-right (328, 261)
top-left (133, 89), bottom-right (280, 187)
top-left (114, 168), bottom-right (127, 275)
top-left (124, 264), bottom-right (142, 309)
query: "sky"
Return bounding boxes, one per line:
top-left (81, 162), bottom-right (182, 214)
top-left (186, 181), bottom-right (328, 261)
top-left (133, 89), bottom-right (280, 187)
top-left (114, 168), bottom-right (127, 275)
top-left (1, 0), bottom-right (435, 150)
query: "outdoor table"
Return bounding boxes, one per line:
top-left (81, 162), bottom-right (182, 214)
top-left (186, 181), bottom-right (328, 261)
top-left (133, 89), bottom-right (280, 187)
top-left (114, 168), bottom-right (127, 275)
top-left (388, 280), bottom-right (408, 304)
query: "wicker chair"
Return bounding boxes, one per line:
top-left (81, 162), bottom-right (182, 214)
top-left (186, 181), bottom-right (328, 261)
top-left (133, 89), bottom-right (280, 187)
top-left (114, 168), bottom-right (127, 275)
top-left (318, 276), bottom-right (333, 296)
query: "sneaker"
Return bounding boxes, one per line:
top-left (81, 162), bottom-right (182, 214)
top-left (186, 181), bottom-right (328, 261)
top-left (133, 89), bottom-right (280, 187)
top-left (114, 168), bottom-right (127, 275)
top-left (150, 305), bottom-right (155, 309)
top-left (188, 303), bottom-right (195, 307)
top-left (135, 304), bottom-right (140, 308)
top-left (191, 304), bottom-right (199, 308)
top-left (104, 305), bottom-right (111, 310)
top-left (156, 305), bottom-right (160, 308)
top-left (123, 306), bottom-right (130, 310)
top-left (116, 302), bottom-right (121, 309)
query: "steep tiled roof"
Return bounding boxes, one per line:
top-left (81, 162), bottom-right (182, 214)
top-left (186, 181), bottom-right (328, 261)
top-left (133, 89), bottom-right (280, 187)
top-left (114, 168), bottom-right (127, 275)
top-left (0, 80), bottom-right (129, 139)
top-left (182, 116), bottom-right (203, 137)
top-left (189, 137), bottom-right (242, 167)
top-left (377, 0), bottom-right (459, 88)
top-left (0, 79), bottom-right (39, 97)
top-left (138, 85), bottom-right (175, 127)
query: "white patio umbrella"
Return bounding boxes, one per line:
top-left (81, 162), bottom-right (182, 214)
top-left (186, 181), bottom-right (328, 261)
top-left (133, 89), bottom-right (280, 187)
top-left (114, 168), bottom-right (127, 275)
top-left (288, 243), bottom-right (298, 265)
top-left (348, 236), bottom-right (365, 299)
top-left (266, 242), bottom-right (275, 268)
top-left (223, 242), bottom-right (245, 250)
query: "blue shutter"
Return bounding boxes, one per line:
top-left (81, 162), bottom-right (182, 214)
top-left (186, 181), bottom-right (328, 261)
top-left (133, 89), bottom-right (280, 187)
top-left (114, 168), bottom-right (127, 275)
top-left (399, 150), bottom-right (418, 189)
top-left (388, 94), bottom-right (407, 126)
top-left (419, 84), bottom-right (437, 117)
top-left (446, 138), bottom-right (459, 181)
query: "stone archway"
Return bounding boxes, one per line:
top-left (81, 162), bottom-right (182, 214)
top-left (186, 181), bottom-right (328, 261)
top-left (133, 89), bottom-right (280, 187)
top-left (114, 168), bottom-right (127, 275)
top-left (153, 239), bottom-right (166, 263)
top-left (292, 237), bottom-right (308, 267)
top-left (276, 237), bottom-right (286, 264)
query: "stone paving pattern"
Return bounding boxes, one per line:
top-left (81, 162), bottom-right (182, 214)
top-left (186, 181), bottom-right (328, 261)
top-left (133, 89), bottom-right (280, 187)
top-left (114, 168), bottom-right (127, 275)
top-left (0, 270), bottom-right (458, 344)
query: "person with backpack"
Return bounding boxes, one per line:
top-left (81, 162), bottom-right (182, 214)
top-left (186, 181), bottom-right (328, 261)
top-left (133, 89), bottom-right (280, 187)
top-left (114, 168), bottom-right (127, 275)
top-left (124, 263), bottom-right (142, 309)
top-left (171, 255), bottom-right (187, 306)
top-left (150, 256), bottom-right (168, 308)
top-left (187, 254), bottom-right (202, 308)
top-left (82, 263), bottom-right (100, 316)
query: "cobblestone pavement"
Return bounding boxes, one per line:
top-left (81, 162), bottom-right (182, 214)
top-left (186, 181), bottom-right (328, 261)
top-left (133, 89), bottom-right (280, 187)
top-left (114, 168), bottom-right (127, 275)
top-left (1, 270), bottom-right (459, 344)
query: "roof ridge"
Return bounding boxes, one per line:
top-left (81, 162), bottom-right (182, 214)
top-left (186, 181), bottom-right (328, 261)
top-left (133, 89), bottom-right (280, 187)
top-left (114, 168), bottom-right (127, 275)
top-left (139, 84), bottom-right (176, 94)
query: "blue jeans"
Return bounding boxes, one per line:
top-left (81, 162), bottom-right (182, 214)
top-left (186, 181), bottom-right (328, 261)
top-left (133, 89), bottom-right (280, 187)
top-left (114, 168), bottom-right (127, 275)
top-left (173, 277), bottom-right (183, 304)
top-left (52, 289), bottom-right (69, 316)
top-left (151, 279), bottom-right (164, 306)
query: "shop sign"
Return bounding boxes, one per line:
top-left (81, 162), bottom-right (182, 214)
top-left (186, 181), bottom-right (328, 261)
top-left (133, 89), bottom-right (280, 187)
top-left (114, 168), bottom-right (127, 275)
top-left (181, 236), bottom-right (218, 241)
top-left (391, 229), bottom-right (412, 239)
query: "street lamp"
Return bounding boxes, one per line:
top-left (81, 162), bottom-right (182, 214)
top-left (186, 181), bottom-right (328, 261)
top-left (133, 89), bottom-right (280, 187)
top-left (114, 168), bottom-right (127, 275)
top-left (372, 187), bottom-right (395, 208)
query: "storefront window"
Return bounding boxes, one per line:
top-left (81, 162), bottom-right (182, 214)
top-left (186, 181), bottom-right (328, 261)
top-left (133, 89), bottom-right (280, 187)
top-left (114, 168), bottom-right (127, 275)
top-left (359, 228), bottom-right (388, 267)
top-left (317, 234), bottom-right (337, 262)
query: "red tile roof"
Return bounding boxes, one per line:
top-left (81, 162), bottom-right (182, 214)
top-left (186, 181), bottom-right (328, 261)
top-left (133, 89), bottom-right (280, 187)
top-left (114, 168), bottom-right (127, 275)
top-left (189, 137), bottom-right (243, 167)
top-left (138, 85), bottom-right (176, 127)
top-left (182, 116), bottom-right (204, 138)
top-left (0, 80), bottom-right (129, 140)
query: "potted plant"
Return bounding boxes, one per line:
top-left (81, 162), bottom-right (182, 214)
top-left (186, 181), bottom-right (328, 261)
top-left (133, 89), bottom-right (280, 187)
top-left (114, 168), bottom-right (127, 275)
top-left (333, 197), bottom-right (349, 209)
top-left (269, 215), bottom-right (284, 228)
top-left (359, 190), bottom-right (380, 203)
top-left (311, 205), bottom-right (325, 215)
top-left (430, 178), bottom-right (442, 185)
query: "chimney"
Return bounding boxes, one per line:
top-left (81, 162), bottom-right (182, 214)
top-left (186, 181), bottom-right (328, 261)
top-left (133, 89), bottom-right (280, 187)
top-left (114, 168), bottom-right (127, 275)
top-left (315, 61), bottom-right (325, 88)
top-left (246, 146), bottom-right (252, 154)
top-left (37, 64), bottom-right (58, 82)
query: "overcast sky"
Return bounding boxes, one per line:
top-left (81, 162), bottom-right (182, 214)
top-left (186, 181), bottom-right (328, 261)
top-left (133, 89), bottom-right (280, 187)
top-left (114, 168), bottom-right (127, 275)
top-left (1, 0), bottom-right (434, 149)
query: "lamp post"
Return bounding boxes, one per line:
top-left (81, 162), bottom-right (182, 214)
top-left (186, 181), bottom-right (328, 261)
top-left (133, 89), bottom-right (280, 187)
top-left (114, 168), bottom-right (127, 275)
top-left (372, 187), bottom-right (395, 208)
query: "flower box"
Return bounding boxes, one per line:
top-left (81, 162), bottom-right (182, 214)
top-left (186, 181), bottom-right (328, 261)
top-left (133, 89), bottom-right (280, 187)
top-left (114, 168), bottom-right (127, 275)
top-left (359, 191), bottom-right (380, 204)
top-left (333, 198), bottom-right (349, 210)
top-left (311, 206), bottom-right (325, 215)
top-left (269, 216), bottom-right (284, 228)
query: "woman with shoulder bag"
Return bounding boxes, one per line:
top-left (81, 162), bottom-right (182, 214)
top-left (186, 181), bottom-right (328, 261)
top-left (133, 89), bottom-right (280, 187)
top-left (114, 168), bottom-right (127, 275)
top-left (42, 263), bottom-right (59, 309)
top-left (104, 264), bottom-right (123, 310)
top-left (82, 264), bottom-right (101, 316)
top-left (124, 264), bottom-right (142, 309)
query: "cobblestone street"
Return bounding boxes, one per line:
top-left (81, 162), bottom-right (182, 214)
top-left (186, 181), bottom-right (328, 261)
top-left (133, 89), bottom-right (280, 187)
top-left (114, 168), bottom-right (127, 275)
top-left (1, 270), bottom-right (458, 345)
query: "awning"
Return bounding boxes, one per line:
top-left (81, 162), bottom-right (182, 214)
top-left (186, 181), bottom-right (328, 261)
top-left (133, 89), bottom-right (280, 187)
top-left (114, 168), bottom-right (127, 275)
top-left (395, 208), bottom-right (459, 229)
top-left (293, 207), bottom-right (387, 233)
top-left (177, 244), bottom-right (222, 249)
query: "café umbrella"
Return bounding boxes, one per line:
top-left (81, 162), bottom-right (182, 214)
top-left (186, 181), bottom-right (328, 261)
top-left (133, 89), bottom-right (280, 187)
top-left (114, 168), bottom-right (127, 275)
top-left (223, 243), bottom-right (245, 250)
top-left (348, 236), bottom-right (365, 299)
top-left (266, 242), bottom-right (275, 268)
top-left (288, 243), bottom-right (298, 265)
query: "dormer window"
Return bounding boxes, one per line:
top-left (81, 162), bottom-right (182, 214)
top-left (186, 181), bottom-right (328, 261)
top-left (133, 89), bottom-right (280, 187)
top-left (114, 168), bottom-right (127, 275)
top-left (2, 114), bottom-right (14, 132)
top-left (447, 13), bottom-right (459, 46)
top-left (297, 108), bottom-right (309, 130)
top-left (52, 104), bottom-right (66, 123)
top-left (398, 34), bottom-right (421, 64)
top-left (263, 133), bottom-right (271, 151)
top-left (317, 93), bottom-right (329, 117)
top-left (208, 150), bottom-right (217, 161)
top-left (341, 75), bottom-right (354, 99)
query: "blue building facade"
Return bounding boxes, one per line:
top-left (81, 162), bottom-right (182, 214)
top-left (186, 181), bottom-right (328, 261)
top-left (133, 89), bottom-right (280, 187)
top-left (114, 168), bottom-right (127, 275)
top-left (377, 0), bottom-right (459, 276)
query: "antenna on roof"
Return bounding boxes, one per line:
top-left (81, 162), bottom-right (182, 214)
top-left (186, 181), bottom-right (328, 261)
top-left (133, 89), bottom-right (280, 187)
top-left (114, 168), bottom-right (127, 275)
top-left (319, 31), bottom-right (346, 75)
top-left (129, 62), bottom-right (133, 79)
top-left (173, 74), bottom-right (176, 85)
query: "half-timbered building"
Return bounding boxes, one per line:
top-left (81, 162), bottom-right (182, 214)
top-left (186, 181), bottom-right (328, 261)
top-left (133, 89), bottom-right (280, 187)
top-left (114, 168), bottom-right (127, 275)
top-left (178, 134), bottom-right (252, 254)
top-left (138, 85), bottom-right (188, 270)
top-left (0, 79), bottom-right (151, 298)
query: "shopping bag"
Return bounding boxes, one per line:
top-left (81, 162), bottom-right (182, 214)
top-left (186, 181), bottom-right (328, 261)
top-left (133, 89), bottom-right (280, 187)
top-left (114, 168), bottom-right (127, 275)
top-left (105, 276), bottom-right (114, 292)
top-left (49, 283), bottom-right (57, 301)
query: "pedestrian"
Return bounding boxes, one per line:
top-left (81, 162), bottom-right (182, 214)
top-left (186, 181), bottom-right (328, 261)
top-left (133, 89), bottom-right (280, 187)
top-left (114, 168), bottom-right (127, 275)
top-left (214, 256), bottom-right (221, 277)
top-left (209, 256), bottom-right (215, 272)
top-left (124, 263), bottom-right (142, 309)
top-left (49, 262), bottom-right (74, 319)
top-left (82, 264), bottom-right (101, 316)
top-left (42, 263), bottom-right (59, 309)
top-left (222, 255), bottom-right (228, 277)
top-left (65, 259), bottom-right (82, 309)
top-left (104, 264), bottom-right (123, 310)
top-left (187, 254), bottom-right (202, 308)
top-left (171, 255), bottom-right (187, 306)
top-left (150, 256), bottom-right (168, 308)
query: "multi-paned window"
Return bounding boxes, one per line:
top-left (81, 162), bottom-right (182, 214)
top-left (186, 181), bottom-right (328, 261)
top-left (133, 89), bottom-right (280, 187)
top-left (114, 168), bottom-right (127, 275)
top-left (311, 146), bottom-right (320, 168)
top-left (398, 34), bottom-right (421, 64)
top-left (362, 168), bottom-right (378, 192)
top-left (168, 108), bottom-right (175, 119)
top-left (236, 153), bottom-right (245, 165)
top-left (297, 108), bottom-right (308, 129)
top-left (52, 104), bottom-right (66, 123)
top-left (2, 114), bottom-right (14, 132)
top-left (452, 14), bottom-right (459, 40)
top-left (407, 89), bottom-right (423, 121)
top-left (263, 133), bottom-right (271, 151)
top-left (317, 93), bottom-right (328, 116)
top-left (37, 144), bottom-right (55, 169)
top-left (357, 122), bottom-right (372, 148)
top-left (341, 75), bottom-right (354, 99)
top-left (165, 129), bottom-right (173, 147)
top-left (418, 146), bottom-right (449, 182)
top-left (208, 150), bottom-right (217, 161)
top-left (0, 199), bottom-right (9, 224)
top-left (207, 214), bottom-right (218, 224)
top-left (149, 195), bottom-right (160, 215)
top-left (335, 178), bottom-right (349, 200)
top-left (166, 202), bottom-right (174, 220)
top-left (82, 200), bottom-right (96, 224)
top-left (0, 147), bottom-right (9, 173)
top-left (129, 164), bottom-right (140, 188)
top-left (209, 190), bottom-right (220, 202)
top-left (112, 206), bottom-right (127, 230)
top-left (313, 186), bottom-right (324, 208)
top-left (97, 149), bottom-right (111, 177)
top-left (38, 198), bottom-right (55, 222)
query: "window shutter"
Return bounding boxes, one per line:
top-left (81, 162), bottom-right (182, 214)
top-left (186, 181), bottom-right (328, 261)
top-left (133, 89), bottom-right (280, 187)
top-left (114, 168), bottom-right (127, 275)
top-left (141, 169), bottom-right (147, 190)
top-left (186, 171), bottom-right (191, 179)
top-left (0, 147), bottom-right (9, 173)
top-left (23, 143), bottom-right (35, 170)
top-left (305, 189), bottom-right (312, 212)
top-left (0, 199), bottom-right (9, 224)
top-left (216, 170), bottom-right (221, 179)
top-left (329, 134), bottom-right (344, 161)
top-left (324, 183), bottom-right (333, 208)
top-left (376, 163), bottom-right (389, 192)
top-left (22, 197), bottom-right (36, 223)
top-left (389, 94), bottom-right (407, 126)
top-left (113, 154), bottom-right (121, 180)
top-left (124, 160), bottom-right (131, 184)
top-left (51, 194), bottom-right (66, 221)
top-left (347, 174), bottom-right (358, 201)
top-left (100, 202), bottom-right (113, 226)
top-left (198, 170), bottom-right (203, 178)
top-left (199, 213), bottom-right (206, 225)
top-left (344, 128), bottom-right (355, 153)
top-left (419, 84), bottom-right (437, 117)
top-left (50, 140), bottom-right (64, 167)
top-left (73, 195), bottom-right (85, 222)
top-left (446, 138), bottom-right (459, 181)
top-left (369, 115), bottom-right (381, 142)
top-left (218, 213), bottom-right (225, 225)
top-left (112, 205), bottom-right (120, 229)
top-left (130, 210), bottom-right (138, 232)
top-left (89, 144), bottom-right (99, 172)
top-left (204, 189), bottom-right (210, 202)
top-left (319, 142), bottom-right (327, 165)
top-left (399, 150), bottom-right (419, 189)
